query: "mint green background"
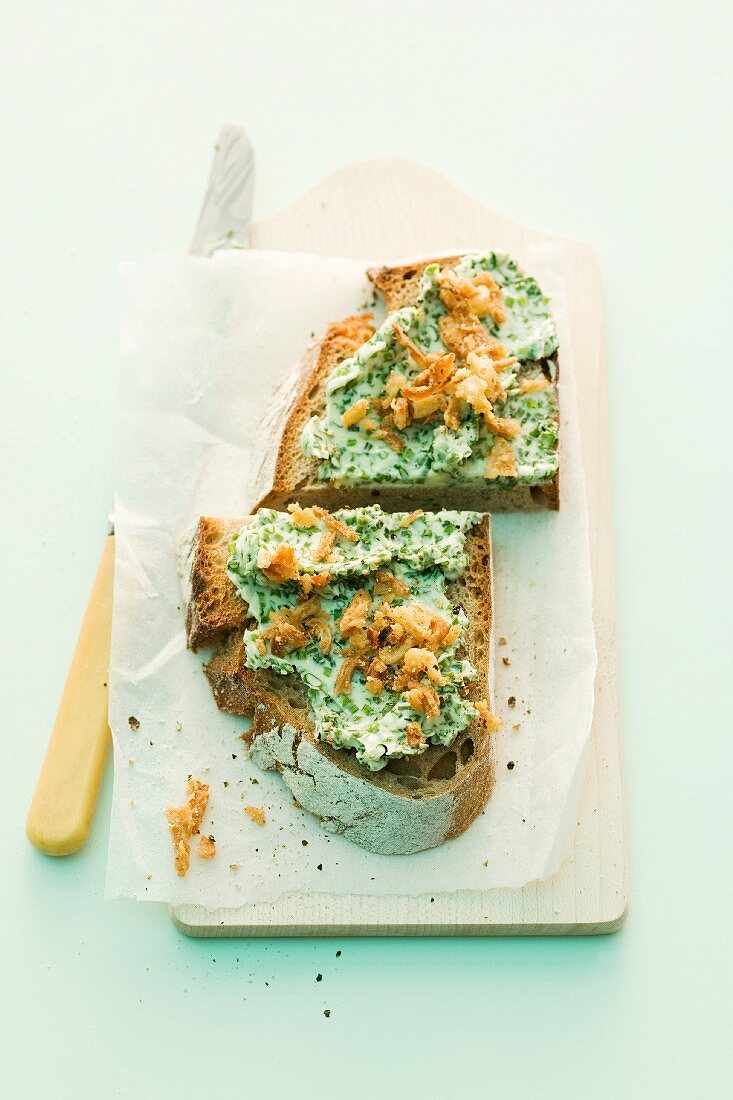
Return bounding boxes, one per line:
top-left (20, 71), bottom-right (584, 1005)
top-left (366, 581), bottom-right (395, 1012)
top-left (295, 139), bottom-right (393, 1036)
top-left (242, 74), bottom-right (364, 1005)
top-left (3, 2), bottom-right (731, 1097)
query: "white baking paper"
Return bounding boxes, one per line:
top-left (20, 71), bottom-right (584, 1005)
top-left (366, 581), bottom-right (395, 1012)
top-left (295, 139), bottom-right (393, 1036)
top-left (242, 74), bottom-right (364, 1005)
top-left (107, 248), bottom-right (596, 906)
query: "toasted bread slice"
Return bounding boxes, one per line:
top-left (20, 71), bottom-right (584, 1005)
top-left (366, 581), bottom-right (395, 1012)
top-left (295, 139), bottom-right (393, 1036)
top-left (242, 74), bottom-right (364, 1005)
top-left (180, 514), bottom-right (496, 855)
top-left (253, 255), bottom-right (559, 513)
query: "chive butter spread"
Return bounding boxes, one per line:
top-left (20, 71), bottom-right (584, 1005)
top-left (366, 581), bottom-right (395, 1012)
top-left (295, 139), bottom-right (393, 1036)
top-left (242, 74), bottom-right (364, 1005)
top-left (227, 506), bottom-right (484, 771)
top-left (301, 253), bottom-right (559, 487)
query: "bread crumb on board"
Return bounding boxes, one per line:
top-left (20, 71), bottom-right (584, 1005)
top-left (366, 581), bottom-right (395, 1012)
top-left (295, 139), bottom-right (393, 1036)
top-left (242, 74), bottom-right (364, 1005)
top-left (165, 778), bottom-right (210, 877)
top-left (244, 806), bottom-right (266, 826)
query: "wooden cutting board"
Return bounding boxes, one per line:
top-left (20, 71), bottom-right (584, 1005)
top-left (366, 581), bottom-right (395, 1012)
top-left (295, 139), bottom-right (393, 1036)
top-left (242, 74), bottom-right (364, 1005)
top-left (171, 158), bottom-right (627, 937)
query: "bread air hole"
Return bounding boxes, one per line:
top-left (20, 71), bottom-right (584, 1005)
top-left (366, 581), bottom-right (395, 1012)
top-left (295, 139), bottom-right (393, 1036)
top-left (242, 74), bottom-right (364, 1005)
top-left (459, 738), bottom-right (474, 766)
top-left (394, 776), bottom-right (423, 792)
top-left (387, 756), bottom-right (423, 779)
top-left (427, 751), bottom-right (457, 782)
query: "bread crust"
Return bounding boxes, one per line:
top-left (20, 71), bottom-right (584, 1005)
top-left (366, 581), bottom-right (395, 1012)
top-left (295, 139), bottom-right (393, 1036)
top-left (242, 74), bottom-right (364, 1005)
top-left (181, 517), bottom-right (248, 651)
top-left (255, 256), bottom-right (559, 513)
top-left (182, 516), bottom-right (497, 854)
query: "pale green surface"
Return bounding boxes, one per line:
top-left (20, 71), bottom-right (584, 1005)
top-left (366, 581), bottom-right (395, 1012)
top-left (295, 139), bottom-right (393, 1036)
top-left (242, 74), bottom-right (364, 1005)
top-left (2, 1), bottom-right (731, 1096)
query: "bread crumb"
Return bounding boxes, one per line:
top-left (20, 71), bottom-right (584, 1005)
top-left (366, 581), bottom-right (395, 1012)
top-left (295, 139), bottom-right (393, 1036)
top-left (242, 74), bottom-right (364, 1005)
top-left (128, 716), bottom-right (140, 730)
top-left (502, 656), bottom-right (510, 666)
top-left (498, 637), bottom-right (507, 646)
top-left (244, 806), bottom-right (266, 827)
top-left (197, 835), bottom-right (216, 860)
top-left (324, 1009), bottom-right (331, 1018)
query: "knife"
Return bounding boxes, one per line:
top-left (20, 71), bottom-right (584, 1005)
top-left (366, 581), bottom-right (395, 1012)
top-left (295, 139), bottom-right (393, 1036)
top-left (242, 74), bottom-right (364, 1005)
top-left (26, 124), bottom-right (255, 855)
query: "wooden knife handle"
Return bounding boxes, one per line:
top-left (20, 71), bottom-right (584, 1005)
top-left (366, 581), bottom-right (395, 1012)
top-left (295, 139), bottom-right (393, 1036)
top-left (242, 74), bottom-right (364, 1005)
top-left (26, 535), bottom-right (115, 855)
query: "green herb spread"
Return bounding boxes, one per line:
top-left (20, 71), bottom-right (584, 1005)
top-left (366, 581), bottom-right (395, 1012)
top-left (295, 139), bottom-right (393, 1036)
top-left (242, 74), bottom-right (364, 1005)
top-left (227, 506), bottom-right (483, 771)
top-left (301, 252), bottom-right (559, 487)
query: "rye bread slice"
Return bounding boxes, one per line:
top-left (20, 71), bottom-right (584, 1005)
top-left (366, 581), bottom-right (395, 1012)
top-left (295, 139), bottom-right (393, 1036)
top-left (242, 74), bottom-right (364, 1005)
top-left (180, 515), bottom-right (497, 855)
top-left (253, 255), bottom-right (559, 513)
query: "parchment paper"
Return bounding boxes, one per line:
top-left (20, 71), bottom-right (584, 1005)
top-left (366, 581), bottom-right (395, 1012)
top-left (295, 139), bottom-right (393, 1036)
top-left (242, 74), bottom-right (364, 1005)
top-left (107, 248), bottom-right (596, 906)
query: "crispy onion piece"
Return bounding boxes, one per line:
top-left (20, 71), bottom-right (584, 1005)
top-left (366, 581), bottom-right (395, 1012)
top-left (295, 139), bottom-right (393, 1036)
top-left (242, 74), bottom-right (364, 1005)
top-left (313, 507), bottom-right (359, 543)
top-left (165, 779), bottom-right (210, 878)
top-left (438, 267), bottom-right (506, 324)
top-left (392, 322), bottom-right (433, 369)
top-left (484, 409), bottom-right (522, 440)
top-left (306, 616), bottom-right (333, 655)
top-left (474, 701), bottom-right (503, 731)
top-left (287, 502), bottom-right (320, 528)
top-left (334, 656), bottom-right (361, 696)
top-left (466, 351), bottom-right (506, 403)
top-left (258, 544), bottom-right (300, 583)
top-left (405, 721), bottom-right (426, 749)
top-left (402, 647), bottom-right (447, 686)
top-left (313, 528), bottom-right (337, 563)
top-left (519, 376), bottom-right (550, 393)
top-left (405, 682), bottom-right (441, 720)
top-left (373, 570), bottom-right (410, 599)
top-left (338, 589), bottom-right (372, 636)
top-left (485, 438), bottom-right (517, 480)
top-left (341, 398), bottom-right (370, 427)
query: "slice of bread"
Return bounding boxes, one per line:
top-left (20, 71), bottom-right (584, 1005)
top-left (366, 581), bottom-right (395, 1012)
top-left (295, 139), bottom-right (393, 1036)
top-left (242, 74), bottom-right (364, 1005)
top-left (180, 514), bottom-right (497, 855)
top-left (253, 255), bottom-right (559, 513)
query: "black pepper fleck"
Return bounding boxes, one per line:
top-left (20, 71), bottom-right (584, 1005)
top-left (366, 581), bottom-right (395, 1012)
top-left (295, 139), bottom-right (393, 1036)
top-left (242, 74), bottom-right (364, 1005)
top-left (507, 761), bottom-right (515, 770)
top-left (316, 974), bottom-right (322, 982)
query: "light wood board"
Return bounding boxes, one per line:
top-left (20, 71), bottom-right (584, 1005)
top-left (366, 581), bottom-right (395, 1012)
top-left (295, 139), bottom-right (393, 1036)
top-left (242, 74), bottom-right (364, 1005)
top-left (172, 158), bottom-right (627, 937)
